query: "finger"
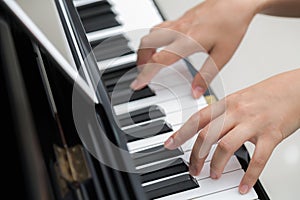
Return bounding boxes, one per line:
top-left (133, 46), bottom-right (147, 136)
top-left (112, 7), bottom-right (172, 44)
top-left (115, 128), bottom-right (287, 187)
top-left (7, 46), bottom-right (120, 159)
top-left (194, 112), bottom-right (234, 161)
top-left (137, 48), bottom-right (156, 66)
top-left (164, 99), bottom-right (226, 150)
top-left (189, 151), bottom-right (208, 176)
top-left (151, 36), bottom-right (206, 66)
top-left (189, 111), bottom-right (235, 176)
top-left (210, 124), bottom-right (249, 179)
top-left (137, 28), bottom-right (177, 65)
top-left (239, 139), bottom-right (275, 194)
top-left (139, 28), bottom-right (178, 49)
top-left (189, 118), bottom-right (223, 177)
top-left (132, 40), bottom-right (185, 90)
top-left (192, 44), bottom-right (231, 98)
top-left (130, 61), bottom-right (164, 90)
top-left (150, 21), bottom-right (174, 32)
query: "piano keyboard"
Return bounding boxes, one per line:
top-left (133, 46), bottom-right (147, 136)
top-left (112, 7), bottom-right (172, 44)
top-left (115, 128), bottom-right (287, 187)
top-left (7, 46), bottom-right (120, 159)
top-left (72, 0), bottom-right (258, 199)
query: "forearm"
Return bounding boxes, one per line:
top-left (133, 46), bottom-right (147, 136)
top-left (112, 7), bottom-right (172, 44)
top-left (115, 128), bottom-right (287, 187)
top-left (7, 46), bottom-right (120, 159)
top-left (259, 0), bottom-right (300, 17)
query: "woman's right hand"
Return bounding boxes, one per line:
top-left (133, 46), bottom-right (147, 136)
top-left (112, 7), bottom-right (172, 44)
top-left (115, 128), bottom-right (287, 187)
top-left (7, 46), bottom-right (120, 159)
top-left (131, 0), bottom-right (265, 98)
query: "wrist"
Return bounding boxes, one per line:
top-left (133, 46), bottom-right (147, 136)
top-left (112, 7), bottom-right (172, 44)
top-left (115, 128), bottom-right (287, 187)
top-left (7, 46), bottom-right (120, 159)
top-left (245, 0), bottom-right (268, 15)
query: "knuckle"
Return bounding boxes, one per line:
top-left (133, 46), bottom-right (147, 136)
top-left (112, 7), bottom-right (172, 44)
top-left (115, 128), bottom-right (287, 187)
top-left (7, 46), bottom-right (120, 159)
top-left (186, 29), bottom-right (199, 39)
top-left (151, 53), bottom-right (165, 64)
top-left (198, 130), bottom-right (207, 142)
top-left (190, 150), bottom-right (200, 163)
top-left (150, 26), bottom-right (158, 32)
top-left (226, 95), bottom-right (248, 115)
top-left (171, 22), bottom-right (187, 32)
top-left (244, 172), bottom-right (257, 185)
top-left (268, 127), bottom-right (284, 143)
top-left (210, 160), bottom-right (222, 173)
top-left (252, 156), bottom-right (266, 169)
top-left (140, 36), bottom-right (151, 47)
top-left (218, 139), bottom-right (233, 154)
top-left (190, 112), bottom-right (201, 126)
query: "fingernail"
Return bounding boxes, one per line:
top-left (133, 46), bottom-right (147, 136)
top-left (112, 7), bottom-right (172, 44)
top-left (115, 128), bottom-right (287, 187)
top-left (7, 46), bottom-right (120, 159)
top-left (239, 185), bottom-right (249, 194)
top-left (130, 79), bottom-right (139, 90)
top-left (192, 86), bottom-right (204, 98)
top-left (164, 137), bottom-right (174, 149)
top-left (210, 170), bottom-right (218, 179)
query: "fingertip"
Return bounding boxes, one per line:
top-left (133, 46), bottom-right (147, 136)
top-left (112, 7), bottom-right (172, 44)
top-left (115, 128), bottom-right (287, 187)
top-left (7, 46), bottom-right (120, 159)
top-left (130, 79), bottom-right (146, 90)
top-left (164, 137), bottom-right (176, 149)
top-left (192, 86), bottom-right (205, 99)
top-left (239, 184), bottom-right (249, 195)
top-left (210, 169), bottom-right (219, 179)
top-left (151, 50), bottom-right (181, 66)
top-left (130, 79), bottom-right (139, 90)
top-left (189, 165), bottom-right (199, 176)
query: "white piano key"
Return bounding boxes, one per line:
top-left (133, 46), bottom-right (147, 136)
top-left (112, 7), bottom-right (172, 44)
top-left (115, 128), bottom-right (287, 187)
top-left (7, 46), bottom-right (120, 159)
top-left (141, 155), bottom-right (240, 183)
top-left (113, 84), bottom-right (199, 114)
top-left (156, 169), bottom-right (258, 200)
top-left (194, 156), bottom-right (242, 180)
top-left (181, 144), bottom-right (217, 162)
top-left (136, 143), bottom-right (218, 172)
top-left (120, 101), bottom-right (205, 131)
top-left (191, 187), bottom-right (258, 200)
top-left (141, 156), bottom-right (241, 189)
top-left (114, 94), bottom-right (206, 116)
top-left (165, 106), bottom-right (205, 127)
top-left (152, 60), bottom-right (193, 80)
top-left (73, 0), bottom-right (104, 7)
top-left (128, 125), bottom-right (180, 153)
top-left (98, 53), bottom-right (137, 71)
top-left (87, 26), bottom-right (124, 42)
top-left (111, 0), bottom-right (163, 31)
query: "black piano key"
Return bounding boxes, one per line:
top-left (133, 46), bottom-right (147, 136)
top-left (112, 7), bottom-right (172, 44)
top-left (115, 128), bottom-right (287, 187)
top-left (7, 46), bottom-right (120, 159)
top-left (124, 120), bottom-right (172, 142)
top-left (129, 87), bottom-right (155, 102)
top-left (91, 34), bottom-right (134, 61)
top-left (81, 11), bottom-right (120, 33)
top-left (132, 145), bottom-right (183, 166)
top-left (105, 72), bottom-right (137, 90)
top-left (110, 86), bottom-right (155, 105)
top-left (144, 174), bottom-right (199, 199)
top-left (94, 45), bottom-right (134, 61)
top-left (102, 62), bottom-right (137, 81)
top-left (117, 105), bottom-right (165, 127)
top-left (90, 34), bottom-right (130, 49)
top-left (139, 158), bottom-right (189, 183)
top-left (118, 105), bottom-right (162, 121)
top-left (77, 1), bottom-right (112, 19)
top-left (106, 79), bottom-right (133, 93)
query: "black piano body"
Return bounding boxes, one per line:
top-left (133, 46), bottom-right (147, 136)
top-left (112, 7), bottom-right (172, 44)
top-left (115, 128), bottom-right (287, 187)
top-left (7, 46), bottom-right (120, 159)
top-left (0, 1), bottom-right (269, 200)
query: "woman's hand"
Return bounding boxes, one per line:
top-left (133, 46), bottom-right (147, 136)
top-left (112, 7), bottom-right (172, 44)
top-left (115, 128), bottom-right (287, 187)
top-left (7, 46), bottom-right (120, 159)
top-left (164, 69), bottom-right (300, 194)
top-left (131, 0), bottom-right (264, 98)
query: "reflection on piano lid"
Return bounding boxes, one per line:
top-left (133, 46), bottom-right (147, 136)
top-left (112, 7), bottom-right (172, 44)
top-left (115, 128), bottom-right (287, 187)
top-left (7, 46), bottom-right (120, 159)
top-left (2, 0), bottom-right (98, 104)
top-left (1, 0), bottom-right (270, 199)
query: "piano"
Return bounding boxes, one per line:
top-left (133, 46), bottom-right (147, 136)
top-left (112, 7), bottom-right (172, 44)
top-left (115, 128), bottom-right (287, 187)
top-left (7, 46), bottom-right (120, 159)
top-left (1, 0), bottom-right (270, 199)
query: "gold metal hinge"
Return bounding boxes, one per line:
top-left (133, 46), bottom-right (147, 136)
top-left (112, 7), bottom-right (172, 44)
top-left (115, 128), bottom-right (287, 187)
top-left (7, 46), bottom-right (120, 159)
top-left (54, 144), bottom-right (91, 183)
top-left (204, 95), bottom-right (217, 104)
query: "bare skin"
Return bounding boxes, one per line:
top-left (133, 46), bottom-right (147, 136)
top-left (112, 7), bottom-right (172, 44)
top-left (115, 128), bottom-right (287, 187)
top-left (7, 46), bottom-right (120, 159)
top-left (165, 69), bottom-right (300, 194)
top-left (131, 0), bottom-right (300, 195)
